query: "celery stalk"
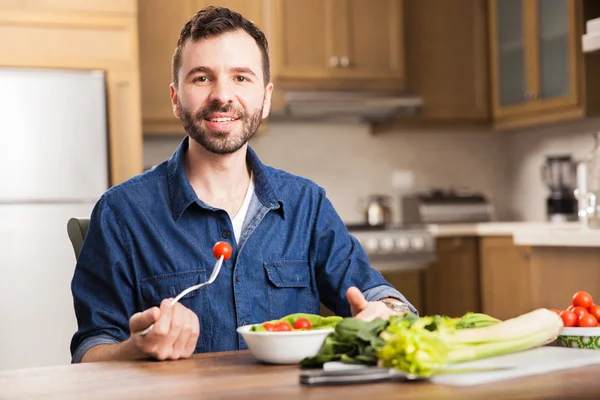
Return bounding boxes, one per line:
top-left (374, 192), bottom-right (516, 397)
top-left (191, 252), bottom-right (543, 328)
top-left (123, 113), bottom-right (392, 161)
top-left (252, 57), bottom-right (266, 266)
top-left (452, 308), bottom-right (563, 344)
top-left (377, 308), bottom-right (564, 377)
top-left (447, 322), bottom-right (561, 364)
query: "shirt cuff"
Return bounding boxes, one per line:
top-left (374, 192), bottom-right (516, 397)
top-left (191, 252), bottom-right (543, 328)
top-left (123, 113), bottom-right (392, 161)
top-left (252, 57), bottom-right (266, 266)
top-left (362, 285), bottom-right (419, 316)
top-left (71, 334), bottom-right (120, 363)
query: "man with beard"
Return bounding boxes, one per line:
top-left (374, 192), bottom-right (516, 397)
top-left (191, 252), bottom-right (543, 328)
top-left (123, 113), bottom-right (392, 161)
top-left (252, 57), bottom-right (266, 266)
top-left (70, 6), bottom-right (416, 363)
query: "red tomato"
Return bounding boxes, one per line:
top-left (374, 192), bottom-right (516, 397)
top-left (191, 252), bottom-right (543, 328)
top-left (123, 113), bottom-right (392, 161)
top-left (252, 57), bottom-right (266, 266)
top-left (548, 308), bottom-right (561, 315)
top-left (573, 291), bottom-right (594, 309)
top-left (212, 241), bottom-right (232, 261)
top-left (578, 313), bottom-right (599, 327)
top-left (560, 310), bottom-right (577, 327)
top-left (262, 323), bottom-right (275, 331)
top-left (567, 305), bottom-right (575, 312)
top-left (273, 321), bottom-right (292, 331)
top-left (293, 318), bottom-right (312, 330)
top-left (589, 305), bottom-right (600, 322)
top-left (572, 306), bottom-right (589, 319)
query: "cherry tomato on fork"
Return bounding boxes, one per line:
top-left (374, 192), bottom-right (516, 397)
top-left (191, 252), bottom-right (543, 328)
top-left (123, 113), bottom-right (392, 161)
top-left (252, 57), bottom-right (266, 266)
top-left (213, 241), bottom-right (233, 261)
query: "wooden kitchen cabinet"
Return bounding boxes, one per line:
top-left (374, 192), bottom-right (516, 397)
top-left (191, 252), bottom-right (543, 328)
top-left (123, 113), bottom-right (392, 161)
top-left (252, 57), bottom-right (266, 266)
top-left (424, 237), bottom-right (481, 318)
top-left (138, 0), bottom-right (266, 135)
top-left (272, 0), bottom-right (405, 88)
top-left (401, 0), bottom-right (490, 124)
top-left (479, 237), bottom-right (533, 320)
top-left (488, 0), bottom-right (600, 130)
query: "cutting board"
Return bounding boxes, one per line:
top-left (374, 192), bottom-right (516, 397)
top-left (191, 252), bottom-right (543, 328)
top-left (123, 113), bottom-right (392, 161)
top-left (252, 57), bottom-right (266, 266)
top-left (432, 346), bottom-right (600, 386)
top-left (323, 346), bottom-right (600, 387)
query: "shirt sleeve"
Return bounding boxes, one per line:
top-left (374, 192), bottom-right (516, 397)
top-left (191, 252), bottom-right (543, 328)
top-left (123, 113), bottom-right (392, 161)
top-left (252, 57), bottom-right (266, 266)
top-left (311, 187), bottom-right (418, 316)
top-left (362, 285), bottom-right (419, 315)
top-left (70, 195), bottom-right (137, 363)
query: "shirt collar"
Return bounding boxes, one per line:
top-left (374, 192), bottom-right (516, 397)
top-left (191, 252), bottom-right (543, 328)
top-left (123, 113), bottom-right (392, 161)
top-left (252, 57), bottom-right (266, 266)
top-left (167, 136), bottom-right (285, 220)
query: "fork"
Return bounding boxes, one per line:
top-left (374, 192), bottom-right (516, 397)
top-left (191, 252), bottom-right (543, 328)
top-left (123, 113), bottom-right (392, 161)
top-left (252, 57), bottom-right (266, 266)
top-left (138, 252), bottom-right (227, 337)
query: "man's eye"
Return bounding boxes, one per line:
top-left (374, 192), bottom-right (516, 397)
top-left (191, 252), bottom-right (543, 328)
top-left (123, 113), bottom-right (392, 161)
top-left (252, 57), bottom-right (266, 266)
top-left (235, 76), bottom-right (248, 82)
top-left (194, 76), bottom-right (208, 83)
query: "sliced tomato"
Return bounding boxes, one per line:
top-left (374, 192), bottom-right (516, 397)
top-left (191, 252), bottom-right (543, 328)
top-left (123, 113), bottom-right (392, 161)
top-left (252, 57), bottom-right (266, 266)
top-left (293, 318), bottom-right (312, 330)
top-left (273, 321), bottom-right (292, 331)
top-left (262, 323), bottom-right (275, 331)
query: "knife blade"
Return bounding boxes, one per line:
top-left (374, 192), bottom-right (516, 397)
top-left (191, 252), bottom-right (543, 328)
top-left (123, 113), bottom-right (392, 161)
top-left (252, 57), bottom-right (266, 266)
top-left (299, 367), bottom-right (426, 386)
top-left (299, 365), bottom-right (516, 386)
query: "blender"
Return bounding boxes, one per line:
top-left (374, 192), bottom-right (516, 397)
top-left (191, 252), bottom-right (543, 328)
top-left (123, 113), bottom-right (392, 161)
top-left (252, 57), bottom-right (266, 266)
top-left (541, 155), bottom-right (577, 222)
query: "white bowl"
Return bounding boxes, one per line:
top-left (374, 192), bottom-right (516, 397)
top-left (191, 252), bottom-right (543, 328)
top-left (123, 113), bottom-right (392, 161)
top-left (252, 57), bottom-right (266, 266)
top-left (236, 324), bottom-right (333, 364)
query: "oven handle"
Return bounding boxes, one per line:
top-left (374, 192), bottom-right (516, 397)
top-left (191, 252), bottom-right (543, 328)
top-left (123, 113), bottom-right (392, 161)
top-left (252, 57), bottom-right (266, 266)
top-left (369, 256), bottom-right (436, 273)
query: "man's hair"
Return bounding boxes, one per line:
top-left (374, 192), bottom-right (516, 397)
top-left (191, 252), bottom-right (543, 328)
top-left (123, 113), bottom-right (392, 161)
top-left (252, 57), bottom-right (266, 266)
top-left (172, 6), bottom-right (270, 87)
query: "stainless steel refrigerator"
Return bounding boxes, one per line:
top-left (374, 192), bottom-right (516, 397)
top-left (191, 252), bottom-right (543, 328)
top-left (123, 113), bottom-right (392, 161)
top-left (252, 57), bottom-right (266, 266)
top-left (0, 67), bottom-right (109, 370)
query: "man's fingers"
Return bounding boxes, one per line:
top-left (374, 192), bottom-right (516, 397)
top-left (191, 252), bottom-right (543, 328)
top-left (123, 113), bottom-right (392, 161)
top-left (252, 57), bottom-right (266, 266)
top-left (183, 313), bottom-right (200, 358)
top-left (130, 307), bottom-right (160, 333)
top-left (347, 286), bottom-right (369, 316)
top-left (167, 304), bottom-right (186, 359)
top-left (154, 298), bottom-right (174, 337)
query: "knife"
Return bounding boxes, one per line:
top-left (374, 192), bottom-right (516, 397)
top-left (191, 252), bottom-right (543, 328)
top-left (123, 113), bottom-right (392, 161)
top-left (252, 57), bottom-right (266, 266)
top-left (299, 367), bottom-right (426, 386)
top-left (298, 365), bottom-right (515, 386)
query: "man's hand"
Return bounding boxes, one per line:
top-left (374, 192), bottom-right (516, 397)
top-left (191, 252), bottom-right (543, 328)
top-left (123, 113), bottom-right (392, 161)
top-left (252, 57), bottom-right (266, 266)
top-left (129, 298), bottom-right (200, 361)
top-left (347, 287), bottom-right (405, 321)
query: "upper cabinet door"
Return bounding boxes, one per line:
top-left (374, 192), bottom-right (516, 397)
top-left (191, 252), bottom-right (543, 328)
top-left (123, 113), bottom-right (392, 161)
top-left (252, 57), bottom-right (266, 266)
top-left (273, 0), bottom-right (331, 79)
top-left (489, 0), bottom-right (580, 126)
top-left (343, 0), bottom-right (404, 81)
top-left (491, 0), bottom-right (527, 110)
top-left (536, 0), bottom-right (574, 102)
top-left (273, 0), bottom-right (405, 88)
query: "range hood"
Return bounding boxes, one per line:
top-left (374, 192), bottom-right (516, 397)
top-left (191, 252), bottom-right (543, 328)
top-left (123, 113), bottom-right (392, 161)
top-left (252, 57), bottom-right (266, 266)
top-left (269, 89), bottom-right (424, 123)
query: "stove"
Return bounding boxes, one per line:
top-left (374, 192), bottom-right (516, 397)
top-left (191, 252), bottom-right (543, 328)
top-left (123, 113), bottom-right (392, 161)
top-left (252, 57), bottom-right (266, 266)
top-left (345, 224), bottom-right (436, 272)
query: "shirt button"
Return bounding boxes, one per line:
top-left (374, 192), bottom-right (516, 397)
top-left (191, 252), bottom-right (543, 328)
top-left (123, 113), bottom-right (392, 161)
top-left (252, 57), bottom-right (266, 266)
top-left (235, 275), bottom-right (241, 282)
top-left (222, 230), bottom-right (231, 239)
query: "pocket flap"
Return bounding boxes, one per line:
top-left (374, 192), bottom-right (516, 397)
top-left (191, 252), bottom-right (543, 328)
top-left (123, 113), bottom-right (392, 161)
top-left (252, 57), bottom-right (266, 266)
top-left (263, 260), bottom-right (311, 288)
top-left (141, 270), bottom-right (206, 303)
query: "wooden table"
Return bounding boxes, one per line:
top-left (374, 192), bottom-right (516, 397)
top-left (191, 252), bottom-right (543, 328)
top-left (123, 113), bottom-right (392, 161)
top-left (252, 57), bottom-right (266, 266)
top-left (2, 350), bottom-right (600, 399)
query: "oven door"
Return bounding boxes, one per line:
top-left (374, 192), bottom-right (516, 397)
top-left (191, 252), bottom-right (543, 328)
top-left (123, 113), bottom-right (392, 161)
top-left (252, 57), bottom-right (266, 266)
top-left (371, 256), bottom-right (433, 315)
top-left (319, 256), bottom-right (433, 317)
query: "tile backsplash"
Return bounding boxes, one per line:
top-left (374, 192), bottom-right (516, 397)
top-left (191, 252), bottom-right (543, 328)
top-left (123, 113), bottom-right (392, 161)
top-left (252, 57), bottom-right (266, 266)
top-left (144, 118), bottom-right (600, 224)
top-left (507, 118), bottom-right (600, 221)
top-left (144, 122), bottom-right (513, 224)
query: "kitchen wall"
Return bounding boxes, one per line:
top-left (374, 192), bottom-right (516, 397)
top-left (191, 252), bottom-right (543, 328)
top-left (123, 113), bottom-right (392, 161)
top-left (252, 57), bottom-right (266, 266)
top-left (145, 117), bottom-right (600, 224)
top-left (507, 117), bottom-right (600, 221)
top-left (144, 122), bottom-right (513, 225)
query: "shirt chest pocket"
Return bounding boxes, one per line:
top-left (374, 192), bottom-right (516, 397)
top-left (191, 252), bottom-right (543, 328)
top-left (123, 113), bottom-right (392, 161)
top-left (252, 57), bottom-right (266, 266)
top-left (140, 270), bottom-right (210, 351)
top-left (263, 260), bottom-right (319, 320)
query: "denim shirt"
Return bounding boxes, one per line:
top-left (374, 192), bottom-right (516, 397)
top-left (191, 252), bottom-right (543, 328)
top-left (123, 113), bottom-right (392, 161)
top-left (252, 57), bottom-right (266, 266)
top-left (70, 136), bottom-right (415, 362)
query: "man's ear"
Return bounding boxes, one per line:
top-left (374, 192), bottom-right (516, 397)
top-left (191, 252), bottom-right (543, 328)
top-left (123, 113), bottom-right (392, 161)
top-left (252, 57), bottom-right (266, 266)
top-left (261, 82), bottom-right (274, 119)
top-left (170, 83), bottom-right (180, 118)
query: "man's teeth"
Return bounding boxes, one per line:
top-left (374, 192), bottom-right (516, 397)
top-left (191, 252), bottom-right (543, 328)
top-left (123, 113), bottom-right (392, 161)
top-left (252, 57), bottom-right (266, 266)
top-left (210, 117), bottom-right (235, 122)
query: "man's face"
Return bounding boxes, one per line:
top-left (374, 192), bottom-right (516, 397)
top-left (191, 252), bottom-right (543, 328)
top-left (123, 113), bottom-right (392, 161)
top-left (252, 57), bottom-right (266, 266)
top-left (170, 30), bottom-right (273, 155)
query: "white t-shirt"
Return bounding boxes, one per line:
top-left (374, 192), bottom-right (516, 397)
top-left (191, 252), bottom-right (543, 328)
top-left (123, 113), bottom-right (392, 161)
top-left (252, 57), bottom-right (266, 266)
top-left (231, 173), bottom-right (254, 245)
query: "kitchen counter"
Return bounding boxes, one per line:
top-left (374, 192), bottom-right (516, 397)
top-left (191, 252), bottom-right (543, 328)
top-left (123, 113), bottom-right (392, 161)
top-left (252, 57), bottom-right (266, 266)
top-left (513, 223), bottom-right (600, 247)
top-left (426, 221), bottom-right (565, 237)
top-left (4, 350), bottom-right (600, 399)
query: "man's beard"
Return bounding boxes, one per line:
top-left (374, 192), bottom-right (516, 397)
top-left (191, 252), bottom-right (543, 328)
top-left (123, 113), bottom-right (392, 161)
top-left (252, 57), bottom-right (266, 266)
top-left (179, 99), bottom-right (263, 155)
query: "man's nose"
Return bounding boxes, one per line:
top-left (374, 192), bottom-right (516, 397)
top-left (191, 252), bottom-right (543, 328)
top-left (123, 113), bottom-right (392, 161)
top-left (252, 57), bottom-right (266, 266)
top-left (209, 79), bottom-right (234, 104)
